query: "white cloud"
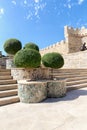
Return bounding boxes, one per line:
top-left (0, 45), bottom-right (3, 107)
top-left (33, 2), bottom-right (46, 19)
top-left (0, 8), bottom-right (4, 18)
top-left (67, 4), bottom-right (71, 9)
top-left (68, 0), bottom-right (71, 2)
top-left (78, 0), bottom-right (84, 5)
top-left (11, 0), bottom-right (46, 20)
top-left (64, 0), bottom-right (72, 9)
top-left (34, 0), bottom-right (40, 3)
top-left (26, 11), bottom-right (33, 20)
top-left (23, 0), bottom-right (46, 20)
top-left (64, 0), bottom-right (84, 9)
top-left (0, 8), bottom-right (4, 15)
top-left (12, 0), bottom-right (16, 5)
top-left (24, 0), bottom-right (27, 5)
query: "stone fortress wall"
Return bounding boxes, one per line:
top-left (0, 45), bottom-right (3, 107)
top-left (63, 51), bottom-right (87, 68)
top-left (40, 26), bottom-right (87, 55)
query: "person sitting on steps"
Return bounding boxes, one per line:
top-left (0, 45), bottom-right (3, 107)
top-left (80, 42), bottom-right (87, 51)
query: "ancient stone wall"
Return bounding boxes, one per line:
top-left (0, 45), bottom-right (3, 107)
top-left (40, 40), bottom-right (69, 56)
top-left (40, 26), bottom-right (87, 55)
top-left (63, 50), bottom-right (87, 68)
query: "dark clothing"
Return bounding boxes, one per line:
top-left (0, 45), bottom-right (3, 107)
top-left (80, 43), bottom-right (87, 51)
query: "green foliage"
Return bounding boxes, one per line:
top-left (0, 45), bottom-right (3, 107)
top-left (14, 48), bottom-right (41, 68)
top-left (24, 42), bottom-right (39, 51)
top-left (3, 38), bottom-right (22, 55)
top-left (42, 52), bottom-right (64, 68)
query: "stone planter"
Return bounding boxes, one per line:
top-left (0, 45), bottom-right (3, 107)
top-left (11, 67), bottom-right (51, 81)
top-left (18, 79), bottom-right (66, 103)
top-left (47, 80), bottom-right (66, 98)
top-left (18, 80), bottom-right (47, 103)
top-left (6, 58), bottom-right (15, 69)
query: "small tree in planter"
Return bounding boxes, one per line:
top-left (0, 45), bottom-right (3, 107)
top-left (14, 48), bottom-right (41, 68)
top-left (41, 52), bottom-right (64, 69)
top-left (12, 47), bottom-right (46, 81)
top-left (10, 41), bottom-right (50, 81)
top-left (3, 38), bottom-right (22, 55)
top-left (3, 38), bottom-right (22, 69)
top-left (24, 42), bottom-right (39, 52)
top-left (41, 52), bottom-right (66, 98)
top-left (41, 52), bottom-right (64, 79)
top-left (17, 52), bottom-right (66, 103)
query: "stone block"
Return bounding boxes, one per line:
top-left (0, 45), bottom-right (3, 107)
top-left (47, 80), bottom-right (66, 98)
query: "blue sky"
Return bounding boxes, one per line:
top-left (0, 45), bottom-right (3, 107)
top-left (0, 0), bottom-right (87, 55)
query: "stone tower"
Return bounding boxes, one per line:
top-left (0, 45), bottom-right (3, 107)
top-left (64, 26), bottom-right (87, 53)
top-left (40, 26), bottom-right (87, 55)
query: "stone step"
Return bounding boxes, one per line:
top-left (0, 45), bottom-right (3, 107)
top-left (51, 71), bottom-right (87, 75)
top-left (52, 69), bottom-right (87, 73)
top-left (51, 72), bottom-right (87, 76)
top-left (0, 68), bottom-right (19, 106)
top-left (0, 96), bottom-right (20, 106)
top-left (66, 76), bottom-right (87, 82)
top-left (0, 71), bottom-right (11, 75)
top-left (66, 83), bottom-right (87, 91)
top-left (52, 73), bottom-right (87, 79)
top-left (0, 75), bottom-right (12, 80)
top-left (0, 84), bottom-right (17, 91)
top-left (0, 89), bottom-right (18, 98)
top-left (0, 80), bottom-right (17, 85)
top-left (0, 69), bottom-right (11, 72)
top-left (51, 71), bottom-right (87, 76)
top-left (66, 79), bottom-right (87, 86)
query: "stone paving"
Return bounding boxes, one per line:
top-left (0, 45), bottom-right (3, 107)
top-left (1, 87), bottom-right (87, 130)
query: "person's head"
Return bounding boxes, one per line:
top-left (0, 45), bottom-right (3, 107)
top-left (84, 42), bottom-right (86, 45)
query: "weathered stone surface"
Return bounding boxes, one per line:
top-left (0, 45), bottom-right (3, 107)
top-left (47, 80), bottom-right (66, 98)
top-left (18, 80), bottom-right (66, 103)
top-left (6, 58), bottom-right (15, 69)
top-left (11, 68), bottom-right (51, 81)
top-left (63, 51), bottom-right (87, 68)
top-left (18, 80), bottom-right (47, 103)
top-left (0, 57), bottom-right (7, 68)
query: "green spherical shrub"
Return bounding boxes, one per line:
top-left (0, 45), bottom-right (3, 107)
top-left (14, 48), bottom-right (41, 68)
top-left (24, 42), bottom-right (39, 51)
top-left (42, 52), bottom-right (64, 68)
top-left (3, 38), bottom-right (22, 55)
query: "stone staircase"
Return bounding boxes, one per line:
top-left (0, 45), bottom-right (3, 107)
top-left (50, 69), bottom-right (87, 91)
top-left (0, 69), bottom-right (19, 106)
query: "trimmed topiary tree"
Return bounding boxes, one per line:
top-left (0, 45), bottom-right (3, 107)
top-left (14, 48), bottom-right (41, 68)
top-left (3, 38), bottom-right (22, 55)
top-left (42, 52), bottom-right (64, 69)
top-left (24, 42), bottom-right (39, 51)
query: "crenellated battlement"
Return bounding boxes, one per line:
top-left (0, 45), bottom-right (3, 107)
top-left (41, 40), bottom-right (66, 51)
top-left (64, 26), bottom-right (87, 37)
top-left (40, 39), bottom-right (68, 55)
top-left (40, 26), bottom-right (87, 55)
